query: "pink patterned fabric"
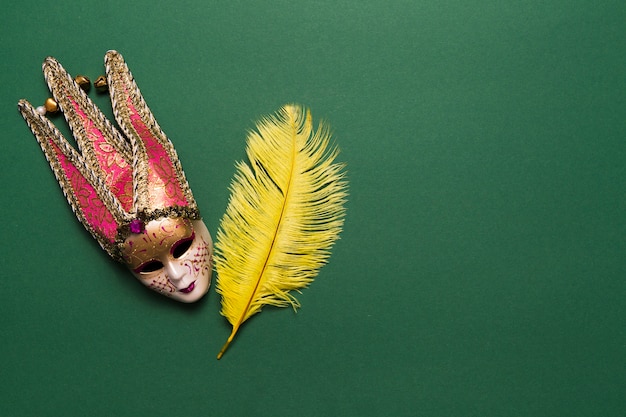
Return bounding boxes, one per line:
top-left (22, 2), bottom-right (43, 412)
top-left (69, 97), bottom-right (134, 211)
top-left (50, 139), bottom-right (119, 243)
top-left (126, 97), bottom-right (188, 209)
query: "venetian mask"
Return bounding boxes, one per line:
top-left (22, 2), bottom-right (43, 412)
top-left (122, 218), bottom-right (212, 302)
top-left (18, 51), bottom-right (212, 302)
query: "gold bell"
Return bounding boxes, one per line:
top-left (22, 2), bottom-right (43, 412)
top-left (94, 75), bottom-right (108, 92)
top-left (44, 97), bottom-right (59, 113)
top-left (74, 75), bottom-right (91, 92)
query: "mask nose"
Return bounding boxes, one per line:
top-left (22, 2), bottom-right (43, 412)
top-left (165, 261), bottom-right (186, 282)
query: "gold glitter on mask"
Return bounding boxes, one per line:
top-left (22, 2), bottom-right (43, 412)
top-left (121, 217), bottom-right (193, 273)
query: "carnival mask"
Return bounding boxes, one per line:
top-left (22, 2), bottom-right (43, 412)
top-left (18, 51), bottom-right (212, 302)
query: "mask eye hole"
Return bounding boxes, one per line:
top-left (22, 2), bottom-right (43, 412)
top-left (135, 260), bottom-right (164, 274)
top-left (172, 233), bottom-right (195, 259)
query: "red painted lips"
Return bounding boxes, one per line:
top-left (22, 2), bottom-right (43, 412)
top-left (180, 281), bottom-right (196, 293)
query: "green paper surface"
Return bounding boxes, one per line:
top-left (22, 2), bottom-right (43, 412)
top-left (1, 1), bottom-right (624, 416)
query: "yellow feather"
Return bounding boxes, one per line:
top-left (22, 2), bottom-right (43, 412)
top-left (214, 104), bottom-right (348, 359)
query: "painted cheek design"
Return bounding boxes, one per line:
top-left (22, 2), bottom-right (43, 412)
top-left (183, 236), bottom-right (211, 278)
top-left (148, 275), bottom-right (176, 295)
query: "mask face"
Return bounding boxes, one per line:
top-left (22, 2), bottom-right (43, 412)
top-left (121, 217), bottom-right (213, 302)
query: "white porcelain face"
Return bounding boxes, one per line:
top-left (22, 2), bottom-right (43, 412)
top-left (121, 218), bottom-right (213, 302)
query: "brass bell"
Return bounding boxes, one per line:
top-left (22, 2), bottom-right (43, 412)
top-left (74, 74), bottom-right (91, 92)
top-left (44, 97), bottom-right (59, 113)
top-left (94, 75), bottom-right (108, 92)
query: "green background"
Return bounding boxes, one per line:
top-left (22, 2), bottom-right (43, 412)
top-left (1, 1), bottom-right (624, 416)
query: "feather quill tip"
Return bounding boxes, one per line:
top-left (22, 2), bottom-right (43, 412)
top-left (214, 104), bottom-right (347, 359)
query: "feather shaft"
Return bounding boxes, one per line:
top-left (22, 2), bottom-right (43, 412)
top-left (215, 105), bottom-right (347, 359)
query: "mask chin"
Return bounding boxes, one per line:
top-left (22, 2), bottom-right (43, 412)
top-left (121, 217), bottom-right (213, 302)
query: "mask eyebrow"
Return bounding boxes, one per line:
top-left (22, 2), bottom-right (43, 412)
top-left (171, 232), bottom-right (195, 258)
top-left (134, 259), bottom-right (164, 274)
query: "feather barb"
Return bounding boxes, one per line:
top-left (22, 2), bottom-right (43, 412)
top-left (215, 105), bottom-right (347, 359)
